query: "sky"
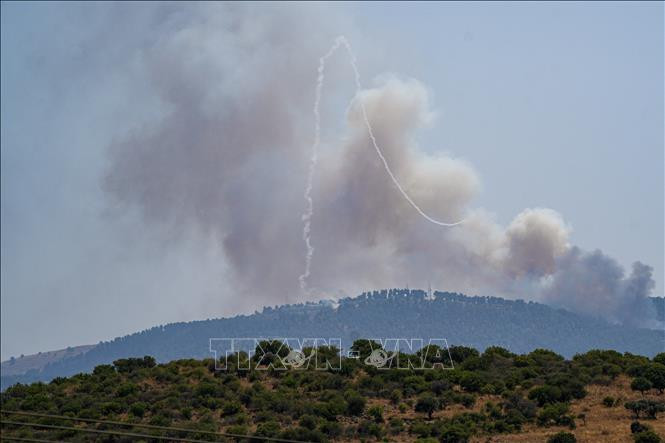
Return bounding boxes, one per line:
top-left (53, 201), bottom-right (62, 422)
top-left (1, 2), bottom-right (663, 360)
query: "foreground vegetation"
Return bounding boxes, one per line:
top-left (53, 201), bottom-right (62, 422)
top-left (2, 342), bottom-right (665, 442)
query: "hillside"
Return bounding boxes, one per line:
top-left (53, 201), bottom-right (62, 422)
top-left (0, 345), bottom-right (94, 377)
top-left (2, 290), bottom-right (663, 389)
top-left (1, 343), bottom-right (664, 442)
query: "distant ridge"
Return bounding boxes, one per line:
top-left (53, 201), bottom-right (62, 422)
top-left (2, 291), bottom-right (663, 389)
top-left (0, 344), bottom-right (94, 377)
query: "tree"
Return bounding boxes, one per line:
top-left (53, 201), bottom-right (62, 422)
top-left (625, 400), bottom-right (664, 419)
top-left (538, 403), bottom-right (573, 427)
top-left (633, 431), bottom-right (662, 443)
top-left (626, 401), bottom-right (646, 419)
top-left (415, 394), bottom-right (439, 419)
top-left (632, 377), bottom-right (653, 395)
top-left (483, 346), bottom-right (515, 359)
top-left (129, 402), bottom-right (146, 418)
top-left (113, 356), bottom-right (156, 373)
top-left (320, 421), bottom-right (342, 438)
top-left (643, 400), bottom-right (665, 419)
top-left (529, 385), bottom-right (563, 406)
top-left (631, 421), bottom-right (650, 434)
top-left (576, 413), bottom-right (586, 426)
top-left (252, 340), bottom-right (289, 367)
top-left (350, 339), bottom-right (382, 361)
top-left (547, 431), bottom-right (576, 443)
top-left (602, 396), bottom-right (616, 407)
top-left (459, 372), bottom-right (484, 392)
top-left (644, 364), bottom-right (665, 394)
top-left (448, 345), bottom-right (479, 365)
top-left (430, 379), bottom-right (451, 395)
top-left (653, 353), bottom-right (665, 366)
top-left (439, 423), bottom-right (473, 443)
top-left (503, 393), bottom-right (537, 420)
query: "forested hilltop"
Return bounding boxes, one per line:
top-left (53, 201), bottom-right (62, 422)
top-left (1, 342), bottom-right (664, 442)
top-left (2, 290), bottom-right (664, 389)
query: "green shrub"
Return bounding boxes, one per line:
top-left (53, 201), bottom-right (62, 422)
top-left (357, 419), bottom-right (384, 439)
top-left (529, 385), bottom-right (563, 406)
top-left (654, 353), bottom-right (665, 366)
top-left (458, 393), bottom-right (476, 409)
top-left (448, 346), bottom-right (480, 365)
top-left (299, 414), bottom-right (317, 430)
top-left (149, 414), bottom-right (172, 427)
top-left (503, 393), bottom-right (537, 420)
top-left (221, 400), bottom-right (242, 416)
top-left (129, 402), bottom-right (146, 418)
top-left (438, 422), bottom-right (473, 443)
top-left (631, 421), bottom-right (651, 434)
top-left (345, 391), bottom-right (366, 416)
top-left (389, 417), bottom-right (404, 434)
top-left (430, 379), bottom-right (451, 395)
top-left (625, 400), bottom-right (665, 419)
top-left (226, 424), bottom-right (249, 436)
top-left (320, 421), bottom-right (342, 438)
top-left (632, 377), bottom-right (653, 395)
top-left (368, 405), bottom-right (384, 423)
top-left (602, 396), bottom-right (616, 407)
top-left (409, 421), bottom-right (432, 438)
top-left (100, 401), bottom-right (125, 415)
top-left (180, 406), bottom-right (192, 420)
top-left (547, 431), bottom-right (577, 443)
top-left (633, 431), bottom-right (662, 443)
top-left (254, 421), bottom-right (281, 438)
top-left (644, 364), bottom-right (665, 394)
top-left (459, 372), bottom-right (484, 392)
top-left (538, 403), bottom-right (574, 427)
top-left (113, 356), bottom-right (156, 373)
top-left (390, 388), bottom-right (402, 404)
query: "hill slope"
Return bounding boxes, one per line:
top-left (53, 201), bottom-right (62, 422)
top-left (2, 345), bottom-right (665, 442)
top-left (2, 290), bottom-right (663, 389)
top-left (0, 345), bottom-right (94, 377)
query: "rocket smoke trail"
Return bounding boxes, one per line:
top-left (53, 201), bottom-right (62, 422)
top-left (299, 38), bottom-right (346, 293)
top-left (299, 36), bottom-right (464, 293)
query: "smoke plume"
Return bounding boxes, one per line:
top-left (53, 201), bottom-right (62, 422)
top-left (104, 3), bottom-right (658, 326)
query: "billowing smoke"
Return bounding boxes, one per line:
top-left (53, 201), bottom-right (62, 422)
top-left (542, 248), bottom-right (656, 327)
top-left (503, 208), bottom-right (570, 278)
top-left (104, 3), bottom-right (657, 326)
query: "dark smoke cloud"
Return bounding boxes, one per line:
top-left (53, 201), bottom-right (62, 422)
top-left (104, 3), bottom-right (658, 326)
top-left (542, 248), bottom-right (657, 327)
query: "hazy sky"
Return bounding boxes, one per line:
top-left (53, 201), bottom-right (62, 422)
top-left (1, 2), bottom-right (662, 360)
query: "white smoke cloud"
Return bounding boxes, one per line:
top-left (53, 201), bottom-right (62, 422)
top-left (102, 3), bottom-right (657, 326)
top-left (503, 208), bottom-right (570, 277)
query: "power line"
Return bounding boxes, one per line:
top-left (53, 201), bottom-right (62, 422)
top-left (0, 436), bottom-right (66, 443)
top-left (1, 420), bottom-right (226, 443)
top-left (0, 410), bottom-right (309, 443)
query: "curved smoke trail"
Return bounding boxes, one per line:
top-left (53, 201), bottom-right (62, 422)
top-left (299, 36), bottom-right (464, 293)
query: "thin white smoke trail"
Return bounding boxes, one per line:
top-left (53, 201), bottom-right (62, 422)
top-left (299, 38), bottom-right (345, 293)
top-left (299, 36), bottom-right (464, 293)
